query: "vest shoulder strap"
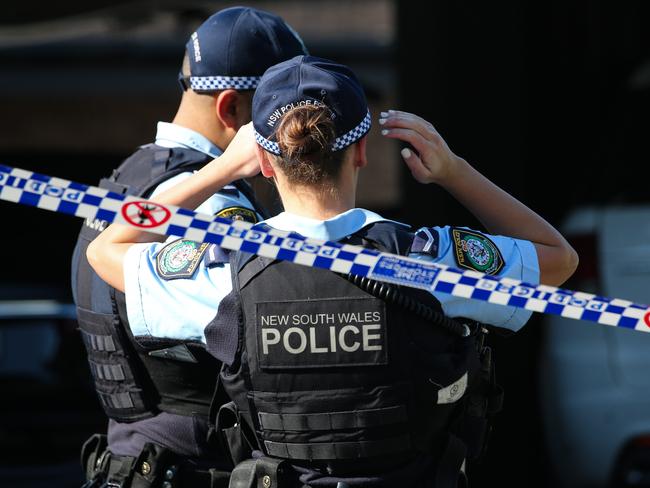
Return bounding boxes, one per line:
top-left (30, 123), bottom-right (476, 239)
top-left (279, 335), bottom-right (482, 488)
top-left (102, 144), bottom-right (212, 197)
top-left (347, 221), bottom-right (416, 255)
top-left (138, 146), bottom-right (212, 198)
top-left (232, 252), bottom-right (273, 291)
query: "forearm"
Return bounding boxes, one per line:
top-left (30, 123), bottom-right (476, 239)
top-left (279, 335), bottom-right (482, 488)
top-left (442, 158), bottom-right (562, 244)
top-left (441, 158), bottom-right (578, 285)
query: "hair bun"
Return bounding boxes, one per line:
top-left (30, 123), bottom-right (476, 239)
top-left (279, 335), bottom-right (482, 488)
top-left (271, 104), bottom-right (348, 187)
top-left (277, 105), bottom-right (335, 158)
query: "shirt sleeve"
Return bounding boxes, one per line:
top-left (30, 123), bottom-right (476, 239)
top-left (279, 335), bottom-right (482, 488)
top-left (122, 170), bottom-right (260, 341)
top-left (123, 242), bottom-right (233, 342)
top-left (409, 226), bottom-right (540, 332)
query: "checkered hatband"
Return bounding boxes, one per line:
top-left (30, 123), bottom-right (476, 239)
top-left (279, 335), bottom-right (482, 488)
top-left (332, 110), bottom-right (372, 151)
top-left (255, 131), bottom-right (281, 155)
top-left (190, 76), bottom-right (262, 91)
top-left (255, 110), bottom-right (372, 156)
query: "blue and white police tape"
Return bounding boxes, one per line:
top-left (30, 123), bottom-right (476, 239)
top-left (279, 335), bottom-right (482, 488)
top-left (2, 163), bottom-right (650, 333)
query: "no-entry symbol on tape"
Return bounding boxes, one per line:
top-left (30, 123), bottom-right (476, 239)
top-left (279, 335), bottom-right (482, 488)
top-left (121, 201), bottom-right (171, 228)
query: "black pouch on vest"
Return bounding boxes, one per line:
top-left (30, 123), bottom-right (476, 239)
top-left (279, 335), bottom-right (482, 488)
top-left (216, 401), bottom-right (254, 467)
top-left (228, 457), bottom-right (289, 488)
top-left (81, 433), bottom-right (108, 481)
top-left (455, 338), bottom-right (504, 462)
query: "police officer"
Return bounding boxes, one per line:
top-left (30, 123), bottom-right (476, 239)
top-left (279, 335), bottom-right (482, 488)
top-left (71, 7), bottom-right (307, 488)
top-left (86, 56), bottom-right (578, 487)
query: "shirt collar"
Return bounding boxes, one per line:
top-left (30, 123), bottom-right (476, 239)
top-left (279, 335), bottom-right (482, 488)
top-left (155, 122), bottom-right (223, 159)
top-left (263, 208), bottom-right (410, 241)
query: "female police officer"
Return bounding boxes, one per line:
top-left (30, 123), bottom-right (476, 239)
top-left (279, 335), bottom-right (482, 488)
top-left (87, 55), bottom-right (577, 487)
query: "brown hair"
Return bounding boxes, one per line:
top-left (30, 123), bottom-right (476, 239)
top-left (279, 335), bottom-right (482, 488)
top-left (272, 105), bottom-right (348, 188)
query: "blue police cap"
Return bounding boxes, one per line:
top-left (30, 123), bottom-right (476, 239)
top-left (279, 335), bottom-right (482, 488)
top-left (186, 7), bottom-right (308, 92)
top-left (253, 55), bottom-right (371, 155)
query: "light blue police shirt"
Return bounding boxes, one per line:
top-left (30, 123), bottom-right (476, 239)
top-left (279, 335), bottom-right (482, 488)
top-left (123, 122), bottom-right (262, 342)
top-left (123, 208), bottom-right (539, 342)
top-left (155, 121), bottom-right (223, 159)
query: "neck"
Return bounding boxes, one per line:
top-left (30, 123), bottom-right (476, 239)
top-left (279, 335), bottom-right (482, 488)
top-left (281, 188), bottom-right (355, 220)
top-left (276, 166), bottom-right (358, 220)
top-left (171, 93), bottom-right (229, 150)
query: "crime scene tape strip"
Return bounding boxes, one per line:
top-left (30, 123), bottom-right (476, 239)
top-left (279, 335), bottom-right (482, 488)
top-left (2, 164), bottom-right (650, 333)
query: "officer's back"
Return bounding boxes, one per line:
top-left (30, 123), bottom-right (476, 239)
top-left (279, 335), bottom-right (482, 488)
top-left (70, 7), bottom-right (307, 488)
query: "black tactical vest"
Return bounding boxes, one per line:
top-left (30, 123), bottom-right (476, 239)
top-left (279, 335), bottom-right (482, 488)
top-left (218, 222), bottom-right (480, 473)
top-left (71, 143), bottom-right (264, 423)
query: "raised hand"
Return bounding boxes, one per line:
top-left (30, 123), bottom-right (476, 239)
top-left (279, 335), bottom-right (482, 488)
top-left (220, 122), bottom-right (262, 180)
top-left (379, 110), bottom-right (461, 185)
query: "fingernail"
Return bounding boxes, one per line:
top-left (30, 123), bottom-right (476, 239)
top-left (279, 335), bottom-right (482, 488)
top-left (379, 118), bottom-right (386, 125)
top-left (401, 148), bottom-right (411, 158)
top-left (380, 111), bottom-right (389, 118)
top-left (381, 129), bottom-right (388, 136)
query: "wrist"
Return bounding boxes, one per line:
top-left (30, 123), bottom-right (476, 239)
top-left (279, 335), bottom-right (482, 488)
top-left (435, 155), bottom-right (467, 187)
top-left (202, 155), bottom-right (240, 187)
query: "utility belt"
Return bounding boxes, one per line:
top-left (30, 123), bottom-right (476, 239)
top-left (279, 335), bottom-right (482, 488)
top-left (81, 434), bottom-right (230, 488)
top-left (226, 444), bottom-right (467, 488)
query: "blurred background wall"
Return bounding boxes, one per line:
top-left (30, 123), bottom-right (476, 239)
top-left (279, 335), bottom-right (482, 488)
top-left (0, 1), bottom-right (649, 486)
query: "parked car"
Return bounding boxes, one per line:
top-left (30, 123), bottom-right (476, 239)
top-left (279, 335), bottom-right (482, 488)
top-left (539, 206), bottom-right (650, 487)
top-left (0, 291), bottom-right (106, 488)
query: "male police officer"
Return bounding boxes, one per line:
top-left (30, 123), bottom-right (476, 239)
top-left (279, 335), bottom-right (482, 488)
top-left (70, 7), bottom-right (307, 488)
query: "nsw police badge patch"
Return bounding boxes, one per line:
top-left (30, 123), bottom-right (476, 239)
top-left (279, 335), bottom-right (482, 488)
top-left (156, 239), bottom-right (209, 280)
top-left (451, 228), bottom-right (504, 275)
top-left (216, 206), bottom-right (258, 223)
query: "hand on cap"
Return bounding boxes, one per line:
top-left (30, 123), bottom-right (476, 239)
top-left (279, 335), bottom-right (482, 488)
top-left (379, 110), bottom-right (462, 185)
top-left (221, 122), bottom-right (261, 180)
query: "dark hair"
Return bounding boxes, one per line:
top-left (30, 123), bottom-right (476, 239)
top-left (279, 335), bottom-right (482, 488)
top-left (273, 105), bottom-right (348, 187)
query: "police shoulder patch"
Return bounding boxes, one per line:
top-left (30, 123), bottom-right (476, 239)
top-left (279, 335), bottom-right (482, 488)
top-left (156, 239), bottom-right (210, 281)
top-left (451, 227), bottom-right (504, 275)
top-left (216, 206), bottom-right (258, 223)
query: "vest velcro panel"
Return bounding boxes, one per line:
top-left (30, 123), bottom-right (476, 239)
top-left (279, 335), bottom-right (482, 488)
top-left (75, 306), bottom-right (154, 422)
top-left (258, 404), bottom-right (407, 431)
top-left (264, 435), bottom-right (412, 460)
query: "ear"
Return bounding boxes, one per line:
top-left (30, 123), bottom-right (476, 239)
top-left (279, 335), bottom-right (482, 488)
top-left (353, 136), bottom-right (369, 168)
top-left (214, 90), bottom-right (242, 130)
top-left (256, 145), bottom-right (276, 178)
